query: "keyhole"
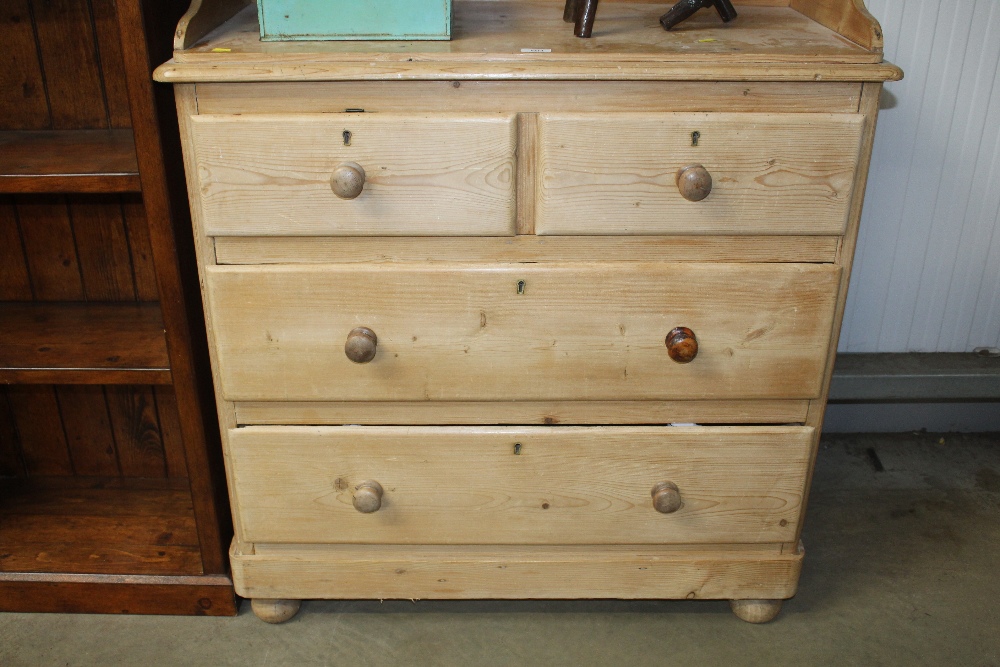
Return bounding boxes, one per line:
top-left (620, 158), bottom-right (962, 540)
top-left (514, 443), bottom-right (522, 455)
top-left (516, 280), bottom-right (526, 295)
top-left (691, 131), bottom-right (700, 147)
top-left (343, 130), bottom-right (352, 146)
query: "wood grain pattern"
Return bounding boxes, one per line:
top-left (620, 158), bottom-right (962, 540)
top-left (155, 387), bottom-right (190, 479)
top-left (16, 197), bottom-right (85, 300)
top-left (188, 113), bottom-right (517, 237)
top-left (159, 2), bottom-right (890, 84)
top-left (536, 112), bottom-right (865, 235)
top-left (0, 0), bottom-right (49, 130)
top-left (30, 0), bottom-right (107, 129)
top-left (0, 199), bottom-right (32, 299)
top-left (0, 475), bottom-right (202, 575)
top-left (228, 425), bottom-right (813, 545)
top-left (70, 196), bottom-right (136, 300)
top-left (0, 573), bottom-right (237, 615)
top-left (205, 262), bottom-right (840, 402)
top-left (90, 0), bottom-right (132, 128)
top-left (107, 387), bottom-right (167, 478)
top-left (234, 399), bottom-right (810, 426)
top-left (0, 302), bottom-right (171, 384)
top-left (5, 386), bottom-right (73, 475)
top-left (790, 0), bottom-right (883, 51)
top-left (121, 196), bottom-right (160, 301)
top-left (0, 131), bottom-right (140, 194)
top-left (194, 81), bottom-right (863, 115)
top-left (213, 235), bottom-right (841, 265)
top-left (173, 0), bottom-right (252, 50)
top-left (232, 542), bottom-right (804, 600)
top-left (56, 385), bottom-right (119, 477)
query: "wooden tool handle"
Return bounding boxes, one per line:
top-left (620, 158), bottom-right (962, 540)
top-left (665, 327), bottom-right (698, 363)
top-left (330, 161), bottom-right (366, 199)
top-left (676, 164), bottom-right (712, 201)
top-left (352, 480), bottom-right (384, 513)
top-left (345, 327), bottom-right (377, 363)
top-left (651, 481), bottom-right (682, 514)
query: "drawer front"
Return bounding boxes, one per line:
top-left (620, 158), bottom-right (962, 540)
top-left (228, 425), bottom-right (813, 545)
top-left (205, 262), bottom-right (840, 402)
top-left (188, 113), bottom-right (517, 236)
top-left (536, 112), bottom-right (865, 235)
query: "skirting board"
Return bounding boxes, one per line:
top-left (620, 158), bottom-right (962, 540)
top-left (230, 543), bottom-right (804, 601)
top-left (823, 402), bottom-right (1000, 433)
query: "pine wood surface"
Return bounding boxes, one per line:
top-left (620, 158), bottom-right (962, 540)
top-left (155, 2), bottom-right (904, 83)
top-left (228, 425), bottom-right (812, 545)
top-left (0, 131), bottom-right (140, 194)
top-left (536, 112), bottom-right (864, 235)
top-left (193, 80), bottom-right (863, 115)
top-left (189, 113), bottom-right (517, 237)
top-left (233, 399), bottom-right (810, 425)
top-left (205, 261), bottom-right (839, 402)
top-left (231, 541), bottom-right (804, 600)
top-left (213, 235), bottom-right (841, 265)
top-left (162, 0), bottom-right (898, 614)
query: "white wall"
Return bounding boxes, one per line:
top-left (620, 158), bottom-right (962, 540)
top-left (839, 0), bottom-right (1000, 352)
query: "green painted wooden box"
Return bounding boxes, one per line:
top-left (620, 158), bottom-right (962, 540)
top-left (256, 0), bottom-right (452, 40)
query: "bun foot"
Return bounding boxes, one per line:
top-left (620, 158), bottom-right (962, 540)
top-left (730, 599), bottom-right (782, 623)
top-left (251, 598), bottom-right (301, 624)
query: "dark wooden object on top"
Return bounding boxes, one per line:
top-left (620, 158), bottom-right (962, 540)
top-left (0, 0), bottom-right (234, 615)
top-left (563, 0), bottom-right (600, 38)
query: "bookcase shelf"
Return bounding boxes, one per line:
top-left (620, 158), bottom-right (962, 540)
top-left (0, 130), bottom-right (141, 194)
top-left (0, 302), bottom-right (171, 385)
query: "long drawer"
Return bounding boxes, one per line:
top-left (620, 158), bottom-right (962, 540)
top-left (536, 112), bottom-right (865, 235)
top-left (187, 113), bottom-right (517, 236)
top-left (205, 262), bottom-right (840, 402)
top-left (228, 425), bottom-right (813, 545)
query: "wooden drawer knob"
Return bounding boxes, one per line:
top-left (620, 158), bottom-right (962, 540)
top-left (353, 480), bottom-right (384, 513)
top-left (676, 164), bottom-right (712, 202)
top-left (345, 327), bottom-right (377, 363)
top-left (652, 481), bottom-right (682, 514)
top-left (665, 326), bottom-right (698, 363)
top-left (330, 161), bottom-right (366, 199)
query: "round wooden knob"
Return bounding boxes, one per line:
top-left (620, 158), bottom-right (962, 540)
top-left (665, 327), bottom-right (698, 363)
top-left (676, 164), bottom-right (712, 202)
top-left (330, 161), bottom-right (366, 199)
top-left (652, 481), bottom-right (682, 514)
top-left (352, 480), bottom-right (383, 513)
top-left (345, 327), bottom-right (377, 364)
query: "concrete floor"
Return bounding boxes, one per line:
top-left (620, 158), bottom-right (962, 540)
top-left (2, 431), bottom-right (999, 666)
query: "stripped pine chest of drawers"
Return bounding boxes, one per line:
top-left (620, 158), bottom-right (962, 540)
top-left (156, 0), bottom-right (901, 624)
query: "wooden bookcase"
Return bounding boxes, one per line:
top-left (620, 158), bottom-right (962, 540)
top-left (0, 0), bottom-right (236, 615)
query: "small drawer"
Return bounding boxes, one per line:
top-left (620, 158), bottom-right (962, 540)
top-left (227, 425), bottom-right (813, 545)
top-left (204, 261), bottom-right (840, 402)
top-left (535, 112), bottom-right (865, 235)
top-left (187, 113), bottom-right (517, 236)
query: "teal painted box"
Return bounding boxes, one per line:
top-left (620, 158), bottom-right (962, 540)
top-left (256, 0), bottom-right (451, 40)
